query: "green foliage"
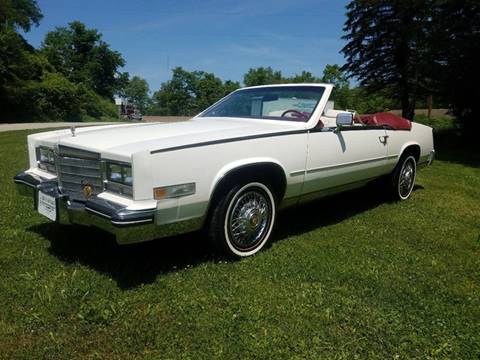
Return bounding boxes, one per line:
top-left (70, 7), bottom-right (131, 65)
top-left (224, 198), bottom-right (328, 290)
top-left (223, 79), bottom-right (241, 96)
top-left (344, 87), bottom-right (398, 114)
top-left (0, 28), bottom-right (50, 120)
top-left (430, 0), bottom-right (480, 136)
top-left (243, 66), bottom-right (283, 87)
top-left (342, 1), bottom-right (432, 119)
top-left (413, 115), bottom-right (455, 132)
top-left (342, 0), bottom-right (479, 132)
top-left (76, 84), bottom-right (117, 119)
top-left (0, 0), bottom-right (42, 32)
top-left (289, 71), bottom-right (319, 83)
top-left (41, 21), bottom-right (125, 99)
top-left (150, 67), bottom-right (197, 116)
top-left (0, 129), bottom-right (479, 358)
top-left (322, 64), bottom-right (350, 110)
top-left (122, 75), bottom-right (150, 114)
top-left (0, 10), bottom-right (123, 122)
top-left (147, 64), bottom-right (399, 116)
top-left (150, 67), bottom-right (240, 116)
top-left (24, 72), bottom-right (82, 120)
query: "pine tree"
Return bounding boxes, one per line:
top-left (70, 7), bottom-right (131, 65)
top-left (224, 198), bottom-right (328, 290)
top-left (341, 0), bottom-right (431, 119)
top-left (432, 0), bottom-right (480, 135)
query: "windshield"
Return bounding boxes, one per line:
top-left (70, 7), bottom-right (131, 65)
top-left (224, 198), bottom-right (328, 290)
top-left (200, 86), bottom-right (325, 122)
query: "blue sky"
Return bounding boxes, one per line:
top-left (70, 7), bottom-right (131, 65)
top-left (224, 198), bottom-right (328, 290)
top-left (23, 0), bottom-right (349, 91)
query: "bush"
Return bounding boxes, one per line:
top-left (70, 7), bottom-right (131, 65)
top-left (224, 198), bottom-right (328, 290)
top-left (76, 84), bottom-right (117, 120)
top-left (23, 72), bottom-right (83, 121)
top-left (345, 88), bottom-right (398, 114)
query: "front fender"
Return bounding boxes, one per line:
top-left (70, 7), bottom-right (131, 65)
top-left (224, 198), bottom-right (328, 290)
top-left (208, 157), bottom-right (287, 198)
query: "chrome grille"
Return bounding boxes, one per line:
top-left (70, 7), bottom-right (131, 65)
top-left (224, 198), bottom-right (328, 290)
top-left (56, 145), bottom-right (102, 201)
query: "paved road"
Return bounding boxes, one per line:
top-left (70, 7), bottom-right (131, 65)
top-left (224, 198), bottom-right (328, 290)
top-left (142, 116), bottom-right (191, 122)
top-left (0, 117), bottom-right (190, 133)
top-left (0, 122), bottom-right (121, 133)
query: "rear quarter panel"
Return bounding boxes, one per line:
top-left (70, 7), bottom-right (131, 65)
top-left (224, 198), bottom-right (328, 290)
top-left (386, 122), bottom-right (434, 170)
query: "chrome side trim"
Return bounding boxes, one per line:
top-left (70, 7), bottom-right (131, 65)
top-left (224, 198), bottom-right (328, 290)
top-left (85, 206), bottom-right (111, 219)
top-left (289, 170), bottom-right (305, 177)
top-left (111, 218), bottom-right (153, 226)
top-left (306, 154), bottom-right (398, 174)
top-left (298, 176), bottom-right (377, 204)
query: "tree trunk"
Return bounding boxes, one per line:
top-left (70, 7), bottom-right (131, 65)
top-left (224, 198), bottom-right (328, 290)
top-left (427, 94), bottom-right (433, 119)
top-left (401, 92), bottom-right (415, 120)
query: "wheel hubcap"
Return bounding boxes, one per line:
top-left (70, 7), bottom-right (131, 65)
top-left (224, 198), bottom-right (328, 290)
top-left (228, 190), bottom-right (271, 250)
top-left (399, 160), bottom-right (415, 197)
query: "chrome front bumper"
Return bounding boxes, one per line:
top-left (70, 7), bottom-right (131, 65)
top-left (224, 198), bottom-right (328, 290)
top-left (14, 171), bottom-right (202, 244)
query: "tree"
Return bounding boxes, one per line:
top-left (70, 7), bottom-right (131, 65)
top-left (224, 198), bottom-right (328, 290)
top-left (0, 3), bottom-right (124, 121)
top-left (431, 0), bottom-right (480, 135)
top-left (321, 64), bottom-right (351, 109)
top-left (223, 80), bottom-right (240, 96)
top-left (150, 67), bottom-right (197, 116)
top-left (41, 21), bottom-right (125, 98)
top-left (341, 1), bottom-right (431, 119)
top-left (0, 28), bottom-right (47, 119)
top-left (194, 71), bottom-right (226, 111)
top-left (346, 87), bottom-right (398, 114)
top-left (0, 0), bottom-right (42, 32)
top-left (289, 71), bottom-right (319, 83)
top-left (321, 65), bottom-right (348, 88)
top-left (150, 67), bottom-right (239, 116)
top-left (123, 75), bottom-right (150, 113)
top-left (243, 67), bottom-right (283, 87)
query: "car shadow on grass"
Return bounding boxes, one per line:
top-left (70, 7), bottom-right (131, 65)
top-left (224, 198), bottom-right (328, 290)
top-left (273, 182), bottom-right (424, 241)
top-left (29, 182), bottom-right (423, 290)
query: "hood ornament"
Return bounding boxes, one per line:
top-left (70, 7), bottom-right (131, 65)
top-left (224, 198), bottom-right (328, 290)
top-left (70, 126), bottom-right (76, 137)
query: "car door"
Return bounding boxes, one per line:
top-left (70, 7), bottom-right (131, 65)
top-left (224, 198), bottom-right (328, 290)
top-left (301, 126), bottom-right (389, 198)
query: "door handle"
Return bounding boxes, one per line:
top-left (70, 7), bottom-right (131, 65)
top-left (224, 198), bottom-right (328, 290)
top-left (379, 135), bottom-right (389, 145)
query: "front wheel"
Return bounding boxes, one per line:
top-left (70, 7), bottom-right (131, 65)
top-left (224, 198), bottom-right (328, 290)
top-left (208, 182), bottom-right (276, 258)
top-left (390, 155), bottom-right (417, 200)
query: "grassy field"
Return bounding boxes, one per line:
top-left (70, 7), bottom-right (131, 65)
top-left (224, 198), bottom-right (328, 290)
top-left (0, 125), bottom-right (479, 359)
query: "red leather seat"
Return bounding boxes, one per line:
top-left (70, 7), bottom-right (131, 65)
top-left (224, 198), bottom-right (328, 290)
top-left (359, 112), bottom-right (412, 130)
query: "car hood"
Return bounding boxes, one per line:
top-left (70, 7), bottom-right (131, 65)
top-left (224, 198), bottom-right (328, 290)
top-left (33, 117), bottom-right (305, 160)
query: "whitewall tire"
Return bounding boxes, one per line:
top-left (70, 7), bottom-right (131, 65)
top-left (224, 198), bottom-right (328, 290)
top-left (208, 182), bottom-right (276, 258)
top-left (391, 155), bottom-right (417, 200)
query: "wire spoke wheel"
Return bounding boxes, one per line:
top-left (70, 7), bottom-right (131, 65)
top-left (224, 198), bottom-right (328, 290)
top-left (227, 186), bottom-right (273, 252)
top-left (398, 157), bottom-right (416, 199)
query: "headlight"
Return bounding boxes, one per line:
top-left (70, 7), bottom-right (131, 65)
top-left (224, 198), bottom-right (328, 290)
top-left (36, 146), bottom-right (56, 174)
top-left (104, 161), bottom-right (133, 196)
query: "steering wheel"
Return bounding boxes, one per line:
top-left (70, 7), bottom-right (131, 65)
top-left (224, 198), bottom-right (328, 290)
top-left (281, 109), bottom-right (308, 119)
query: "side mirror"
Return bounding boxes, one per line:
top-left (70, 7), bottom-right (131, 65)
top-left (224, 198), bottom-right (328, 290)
top-left (335, 112), bottom-right (354, 131)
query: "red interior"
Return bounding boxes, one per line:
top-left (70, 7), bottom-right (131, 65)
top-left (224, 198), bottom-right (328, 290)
top-left (358, 112), bottom-right (412, 130)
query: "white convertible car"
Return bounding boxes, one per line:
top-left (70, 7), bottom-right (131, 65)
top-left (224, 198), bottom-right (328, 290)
top-left (14, 84), bottom-right (434, 257)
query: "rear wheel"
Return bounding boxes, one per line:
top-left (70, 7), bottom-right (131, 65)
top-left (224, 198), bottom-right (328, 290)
top-left (208, 182), bottom-right (276, 258)
top-left (390, 155), bottom-right (417, 200)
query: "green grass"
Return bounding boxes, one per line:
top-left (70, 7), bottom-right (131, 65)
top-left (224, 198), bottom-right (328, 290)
top-left (0, 127), bottom-right (479, 359)
top-left (414, 114), bottom-right (455, 132)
